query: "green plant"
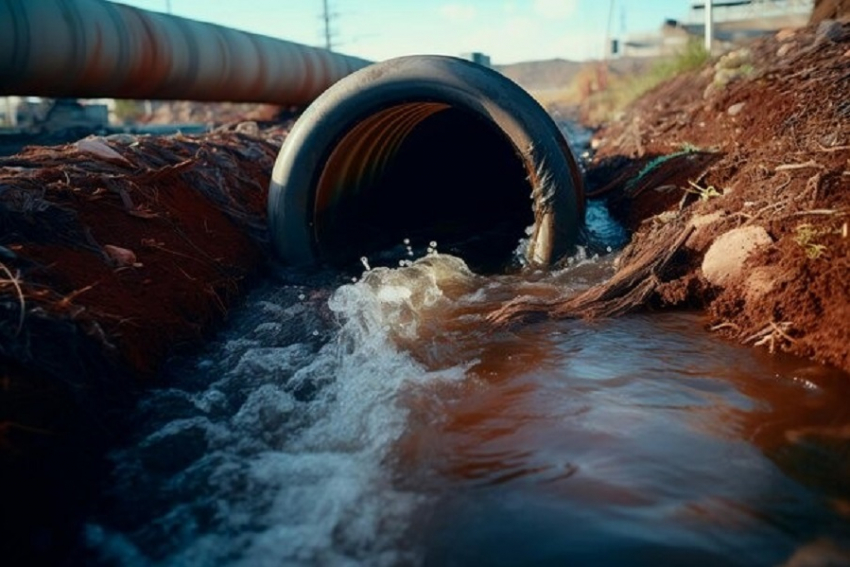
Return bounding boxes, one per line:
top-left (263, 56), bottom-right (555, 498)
top-left (793, 223), bottom-right (829, 259)
top-left (684, 180), bottom-right (722, 201)
top-left (113, 99), bottom-right (146, 123)
top-left (581, 39), bottom-right (710, 124)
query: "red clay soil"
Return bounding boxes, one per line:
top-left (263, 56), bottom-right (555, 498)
top-left (0, 124), bottom-right (284, 381)
top-left (0, 122), bottom-right (289, 562)
top-left (499, 19), bottom-right (850, 373)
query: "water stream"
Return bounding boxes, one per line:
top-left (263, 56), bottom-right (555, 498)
top-left (83, 125), bottom-right (850, 566)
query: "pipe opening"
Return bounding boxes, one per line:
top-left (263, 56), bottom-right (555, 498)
top-left (269, 56), bottom-right (584, 270)
top-left (314, 102), bottom-right (534, 272)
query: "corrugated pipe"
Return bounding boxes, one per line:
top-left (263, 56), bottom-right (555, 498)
top-left (268, 56), bottom-right (585, 271)
top-left (0, 0), bottom-right (370, 105)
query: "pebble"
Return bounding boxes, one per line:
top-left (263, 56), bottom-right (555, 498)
top-left (104, 244), bottom-right (140, 268)
top-left (775, 28), bottom-right (796, 42)
top-left (727, 102), bottom-right (746, 117)
top-left (702, 226), bottom-right (773, 287)
top-left (776, 43), bottom-right (794, 58)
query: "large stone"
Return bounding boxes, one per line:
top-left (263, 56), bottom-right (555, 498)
top-left (702, 226), bottom-right (773, 287)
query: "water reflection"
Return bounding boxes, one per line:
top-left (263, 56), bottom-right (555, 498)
top-left (398, 312), bottom-right (850, 566)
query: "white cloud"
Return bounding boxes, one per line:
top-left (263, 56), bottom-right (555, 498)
top-left (532, 0), bottom-right (579, 19)
top-left (438, 3), bottom-right (477, 23)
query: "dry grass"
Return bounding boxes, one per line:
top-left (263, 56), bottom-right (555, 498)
top-left (532, 40), bottom-right (711, 123)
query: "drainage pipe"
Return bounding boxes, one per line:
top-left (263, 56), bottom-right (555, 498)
top-left (268, 55), bottom-right (585, 270)
top-left (0, 0), bottom-right (370, 105)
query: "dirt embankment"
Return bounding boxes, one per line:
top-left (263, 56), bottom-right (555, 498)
top-left (495, 20), bottom-right (850, 373)
top-left (1, 125), bottom-right (282, 379)
top-left (0, 122), bottom-right (288, 562)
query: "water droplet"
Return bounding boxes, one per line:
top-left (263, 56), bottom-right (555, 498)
top-left (403, 238), bottom-right (410, 245)
top-left (312, 330), bottom-right (319, 336)
top-left (351, 277), bottom-right (358, 283)
top-left (360, 256), bottom-right (371, 271)
top-left (429, 241), bottom-right (437, 248)
top-left (298, 293), bottom-right (306, 301)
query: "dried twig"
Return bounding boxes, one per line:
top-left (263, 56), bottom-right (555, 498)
top-left (816, 143), bottom-right (850, 153)
top-left (774, 160), bottom-right (824, 172)
top-left (0, 261), bottom-right (25, 335)
top-left (56, 283), bottom-right (97, 309)
top-left (745, 321), bottom-right (795, 354)
top-left (790, 209), bottom-right (845, 217)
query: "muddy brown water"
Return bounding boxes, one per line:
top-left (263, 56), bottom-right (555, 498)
top-left (81, 124), bottom-right (850, 566)
top-left (81, 249), bottom-right (850, 567)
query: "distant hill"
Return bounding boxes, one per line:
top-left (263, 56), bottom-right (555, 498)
top-left (496, 58), bottom-right (584, 91)
top-left (496, 57), bottom-right (656, 93)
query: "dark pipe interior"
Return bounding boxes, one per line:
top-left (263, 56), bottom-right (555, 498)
top-left (317, 106), bottom-right (533, 272)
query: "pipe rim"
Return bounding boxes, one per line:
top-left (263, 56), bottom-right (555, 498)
top-left (269, 55), bottom-right (585, 268)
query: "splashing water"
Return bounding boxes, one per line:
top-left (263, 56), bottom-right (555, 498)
top-left (86, 256), bottom-right (483, 566)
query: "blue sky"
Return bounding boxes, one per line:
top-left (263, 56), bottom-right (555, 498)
top-left (111, 0), bottom-right (694, 64)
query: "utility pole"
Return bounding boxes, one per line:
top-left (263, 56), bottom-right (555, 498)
top-left (165, 0), bottom-right (172, 14)
top-left (704, 0), bottom-right (713, 53)
top-left (322, 0), bottom-right (333, 51)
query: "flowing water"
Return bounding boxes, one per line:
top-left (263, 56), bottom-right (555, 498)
top-left (83, 126), bottom-right (850, 566)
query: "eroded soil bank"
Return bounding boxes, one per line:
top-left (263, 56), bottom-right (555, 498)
top-left (497, 19), bottom-right (849, 375)
top-left (0, 124), bottom-right (283, 562)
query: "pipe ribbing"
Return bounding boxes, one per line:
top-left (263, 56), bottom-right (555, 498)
top-left (268, 56), bottom-right (585, 271)
top-left (0, 0), bottom-right (370, 105)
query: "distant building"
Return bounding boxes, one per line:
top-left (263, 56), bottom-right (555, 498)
top-left (612, 0), bottom-right (813, 58)
top-left (1, 97), bottom-right (110, 132)
top-left (460, 52), bottom-right (492, 67)
top-left (617, 22), bottom-right (691, 58)
top-left (685, 0), bottom-right (812, 43)
top-left (1, 97), bottom-right (21, 127)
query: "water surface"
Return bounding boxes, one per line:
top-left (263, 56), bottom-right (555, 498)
top-left (84, 252), bottom-right (850, 566)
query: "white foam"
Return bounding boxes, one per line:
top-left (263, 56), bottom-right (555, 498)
top-left (88, 254), bottom-right (481, 566)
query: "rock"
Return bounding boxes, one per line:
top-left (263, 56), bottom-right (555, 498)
top-left (727, 102), bottom-right (746, 116)
top-left (775, 29), bottom-right (797, 41)
top-left (777, 43), bottom-right (794, 58)
top-left (75, 136), bottom-right (134, 166)
top-left (702, 226), bottom-right (773, 287)
top-left (104, 244), bottom-right (140, 267)
top-left (235, 121), bottom-right (260, 136)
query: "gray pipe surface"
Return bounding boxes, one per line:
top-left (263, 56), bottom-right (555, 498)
top-left (0, 0), bottom-right (371, 105)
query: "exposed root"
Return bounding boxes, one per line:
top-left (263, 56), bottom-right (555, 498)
top-left (709, 322), bottom-right (741, 333)
top-left (489, 224), bottom-right (694, 326)
top-left (56, 283), bottom-right (98, 310)
top-left (0, 261), bottom-right (26, 336)
top-left (744, 321), bottom-right (796, 354)
top-left (774, 160), bottom-right (825, 172)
